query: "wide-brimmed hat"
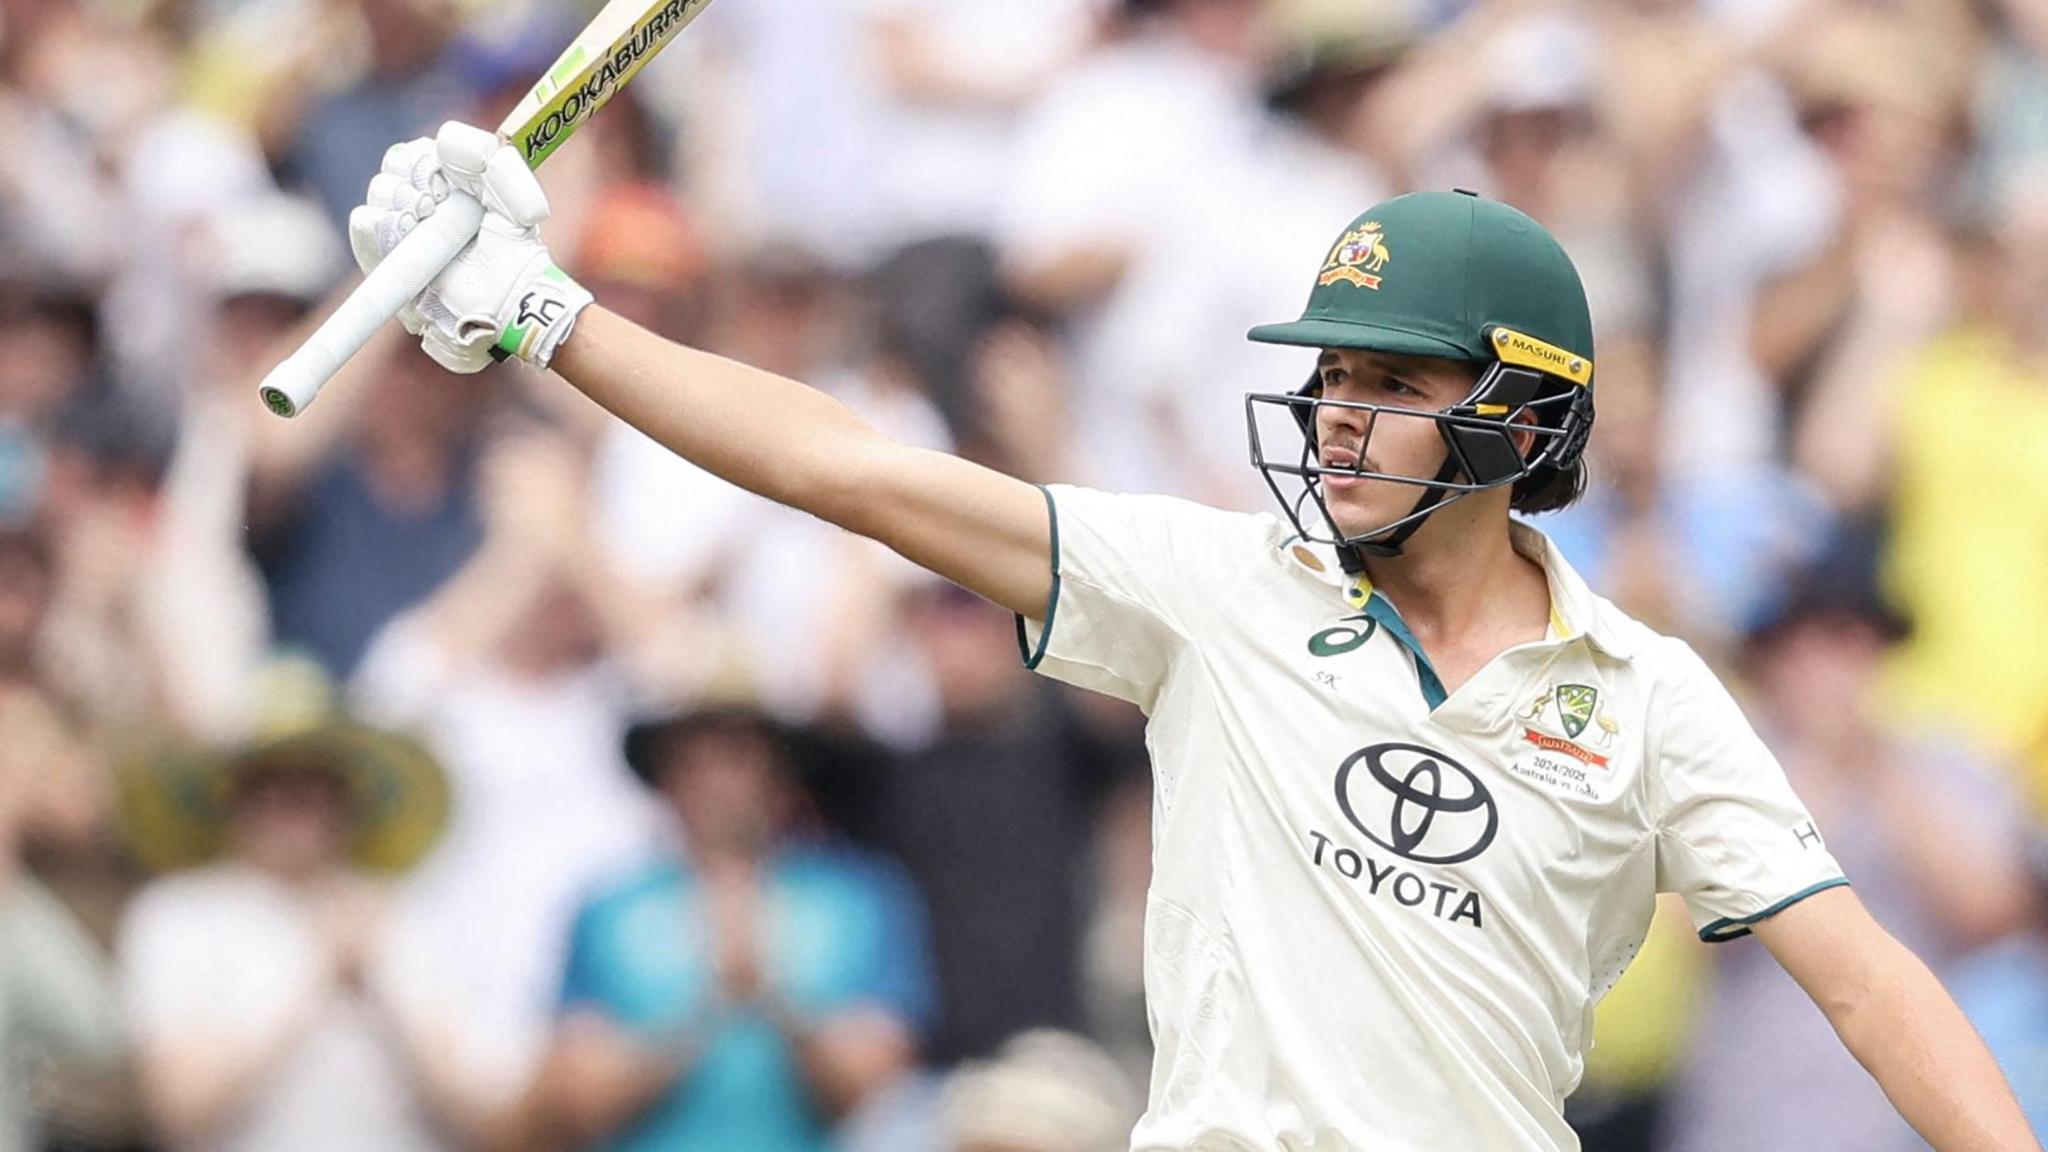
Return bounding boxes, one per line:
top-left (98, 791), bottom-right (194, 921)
top-left (117, 658), bottom-right (450, 873)
top-left (621, 694), bottom-right (889, 839)
top-left (621, 699), bottom-right (835, 789)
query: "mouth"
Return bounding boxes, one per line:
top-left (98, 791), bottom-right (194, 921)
top-left (1320, 445), bottom-right (1366, 489)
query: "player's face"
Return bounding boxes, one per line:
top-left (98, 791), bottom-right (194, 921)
top-left (1311, 349), bottom-right (1481, 540)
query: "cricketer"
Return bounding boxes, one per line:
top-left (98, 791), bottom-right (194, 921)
top-left (343, 124), bottom-right (2042, 1152)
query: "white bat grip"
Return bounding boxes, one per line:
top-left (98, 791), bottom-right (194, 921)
top-left (257, 192), bottom-right (488, 418)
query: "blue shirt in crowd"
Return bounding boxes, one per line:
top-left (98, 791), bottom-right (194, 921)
top-left (559, 844), bottom-right (936, 1152)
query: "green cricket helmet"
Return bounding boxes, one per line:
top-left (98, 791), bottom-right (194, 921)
top-left (1245, 190), bottom-right (1596, 561)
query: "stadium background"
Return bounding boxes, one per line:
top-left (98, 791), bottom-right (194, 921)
top-left (1, 0), bottom-right (2046, 1147)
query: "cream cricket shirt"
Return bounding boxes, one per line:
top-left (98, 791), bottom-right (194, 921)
top-left (1015, 486), bottom-right (1848, 1152)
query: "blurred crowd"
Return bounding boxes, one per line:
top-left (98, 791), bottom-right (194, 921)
top-left (2, 0), bottom-right (2047, 1148)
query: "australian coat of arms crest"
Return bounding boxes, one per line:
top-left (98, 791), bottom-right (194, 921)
top-left (1317, 222), bottom-right (1391, 290)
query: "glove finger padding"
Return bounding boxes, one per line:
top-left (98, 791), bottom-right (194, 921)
top-left (379, 137), bottom-right (447, 196)
top-left (433, 121), bottom-right (499, 179)
top-left (481, 146), bottom-right (550, 228)
top-left (363, 174), bottom-right (437, 254)
top-left (434, 120), bottom-right (550, 228)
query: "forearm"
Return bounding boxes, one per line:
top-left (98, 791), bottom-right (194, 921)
top-left (768, 1003), bottom-right (915, 1120)
top-left (359, 992), bottom-right (508, 1151)
top-left (1829, 938), bottom-right (2040, 1152)
top-left (550, 307), bottom-right (1052, 616)
top-left (415, 544), bottom-right (556, 665)
top-left (553, 307), bottom-right (894, 530)
top-left (515, 1013), bottom-right (688, 1149)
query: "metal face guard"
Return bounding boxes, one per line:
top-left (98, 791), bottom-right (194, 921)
top-left (1244, 365), bottom-right (1589, 555)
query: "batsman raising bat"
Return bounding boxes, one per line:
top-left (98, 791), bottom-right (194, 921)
top-left (347, 129), bottom-right (2040, 1151)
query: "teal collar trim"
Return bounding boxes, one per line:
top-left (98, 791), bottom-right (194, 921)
top-left (1357, 590), bottom-right (1448, 711)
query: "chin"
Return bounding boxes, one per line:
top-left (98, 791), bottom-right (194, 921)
top-left (1320, 487), bottom-right (1399, 543)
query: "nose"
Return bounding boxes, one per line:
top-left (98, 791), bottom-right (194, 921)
top-left (1316, 393), bottom-right (1367, 446)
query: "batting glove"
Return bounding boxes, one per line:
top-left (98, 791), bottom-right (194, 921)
top-left (347, 121), bottom-right (594, 374)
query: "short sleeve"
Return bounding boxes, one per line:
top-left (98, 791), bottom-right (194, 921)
top-left (1014, 485), bottom-right (1273, 711)
top-left (1649, 643), bottom-right (1850, 942)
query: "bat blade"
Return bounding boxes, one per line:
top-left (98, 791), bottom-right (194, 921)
top-left (501, 0), bottom-right (717, 167)
top-left (254, 0), bottom-right (715, 418)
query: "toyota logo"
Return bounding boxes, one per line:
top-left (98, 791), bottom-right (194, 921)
top-left (1335, 743), bottom-right (1499, 865)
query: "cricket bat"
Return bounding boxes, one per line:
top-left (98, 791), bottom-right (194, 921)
top-left (257, 0), bottom-right (717, 418)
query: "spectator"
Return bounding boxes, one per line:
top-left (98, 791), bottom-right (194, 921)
top-left (0, 528), bottom-right (123, 1152)
top-left (514, 702), bottom-right (934, 1152)
top-left (147, 191), bottom-right (346, 742)
top-left (852, 576), bottom-right (1142, 1067)
top-left (1661, 564), bottom-right (2035, 1152)
top-left (590, 243), bottom-right (953, 727)
top-left (861, 0), bottom-right (1098, 255)
top-left (245, 339), bottom-right (489, 680)
top-left (0, 272), bottom-right (99, 527)
top-left (284, 0), bottom-right (474, 229)
top-left (0, 870), bottom-right (124, 1152)
top-left (350, 423), bottom-right (670, 1099)
top-left (115, 658), bottom-right (487, 1152)
top-left (995, 0), bottom-right (1287, 497)
top-left (1860, 172), bottom-right (2048, 812)
top-left (0, 528), bottom-right (103, 831)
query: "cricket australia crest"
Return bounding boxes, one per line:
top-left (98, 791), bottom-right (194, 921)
top-left (1318, 223), bottom-right (1391, 290)
top-left (1555, 684), bottom-right (1597, 739)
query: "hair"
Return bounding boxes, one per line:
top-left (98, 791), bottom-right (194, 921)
top-left (1508, 374), bottom-right (1589, 515)
top-left (1512, 459), bottom-right (1587, 515)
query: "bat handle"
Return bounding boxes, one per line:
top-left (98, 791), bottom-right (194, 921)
top-left (257, 191), bottom-right (488, 419)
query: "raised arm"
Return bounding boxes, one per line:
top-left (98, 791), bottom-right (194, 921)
top-left (341, 125), bottom-right (1053, 620)
top-left (552, 307), bottom-right (1052, 617)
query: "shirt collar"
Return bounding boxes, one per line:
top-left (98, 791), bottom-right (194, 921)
top-left (1509, 520), bottom-right (1638, 661)
top-left (1280, 521), bottom-right (1637, 661)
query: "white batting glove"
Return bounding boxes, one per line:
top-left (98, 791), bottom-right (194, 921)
top-left (347, 122), bottom-right (594, 374)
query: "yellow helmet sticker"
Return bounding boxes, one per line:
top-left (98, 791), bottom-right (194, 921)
top-left (1490, 327), bottom-right (1593, 387)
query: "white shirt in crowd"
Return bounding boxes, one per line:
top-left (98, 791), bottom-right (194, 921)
top-left (1017, 486), bottom-right (1847, 1152)
top-left (859, 0), bottom-right (1098, 249)
top-left (349, 620), bottom-right (665, 1095)
top-left (117, 867), bottom-right (452, 1152)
